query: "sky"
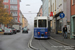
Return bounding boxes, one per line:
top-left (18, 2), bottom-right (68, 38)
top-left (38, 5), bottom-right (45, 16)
top-left (20, 0), bottom-right (42, 25)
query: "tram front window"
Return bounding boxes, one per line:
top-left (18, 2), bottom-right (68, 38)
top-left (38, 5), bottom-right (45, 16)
top-left (34, 20), bottom-right (37, 27)
top-left (38, 20), bottom-right (46, 27)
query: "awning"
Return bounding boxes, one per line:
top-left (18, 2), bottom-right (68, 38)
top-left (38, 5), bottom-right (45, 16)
top-left (53, 11), bottom-right (63, 18)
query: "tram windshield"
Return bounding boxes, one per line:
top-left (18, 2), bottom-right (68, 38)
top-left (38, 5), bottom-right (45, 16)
top-left (38, 20), bottom-right (46, 27)
top-left (34, 20), bottom-right (37, 27)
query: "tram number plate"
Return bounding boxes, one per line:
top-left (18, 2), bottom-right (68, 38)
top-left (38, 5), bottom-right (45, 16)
top-left (41, 37), bottom-right (44, 38)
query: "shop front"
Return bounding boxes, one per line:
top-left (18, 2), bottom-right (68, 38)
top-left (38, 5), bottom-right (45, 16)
top-left (71, 15), bottom-right (75, 39)
top-left (53, 11), bottom-right (63, 34)
top-left (56, 18), bottom-right (63, 34)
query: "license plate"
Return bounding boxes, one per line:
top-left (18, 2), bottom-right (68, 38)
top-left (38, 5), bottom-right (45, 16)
top-left (41, 37), bottom-right (44, 38)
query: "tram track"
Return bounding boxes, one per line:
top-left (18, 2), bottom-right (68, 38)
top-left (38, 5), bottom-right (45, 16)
top-left (38, 40), bottom-right (49, 50)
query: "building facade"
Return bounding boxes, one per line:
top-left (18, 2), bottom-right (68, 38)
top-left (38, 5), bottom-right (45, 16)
top-left (22, 16), bottom-right (28, 28)
top-left (49, 0), bottom-right (71, 38)
top-left (37, 5), bottom-right (43, 16)
top-left (3, 0), bottom-right (21, 23)
top-left (41, 0), bottom-right (49, 16)
top-left (71, 0), bottom-right (75, 39)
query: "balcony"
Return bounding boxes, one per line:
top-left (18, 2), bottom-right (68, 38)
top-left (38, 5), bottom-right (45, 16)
top-left (10, 2), bottom-right (17, 4)
top-left (10, 8), bottom-right (18, 10)
top-left (12, 14), bottom-right (18, 16)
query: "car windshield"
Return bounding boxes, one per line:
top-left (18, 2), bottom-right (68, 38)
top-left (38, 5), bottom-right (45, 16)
top-left (11, 28), bottom-right (15, 29)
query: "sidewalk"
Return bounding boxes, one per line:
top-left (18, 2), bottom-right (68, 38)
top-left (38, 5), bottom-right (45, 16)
top-left (50, 32), bottom-right (75, 46)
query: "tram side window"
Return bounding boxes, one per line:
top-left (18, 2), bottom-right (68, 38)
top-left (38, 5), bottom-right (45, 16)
top-left (38, 20), bottom-right (46, 27)
top-left (34, 20), bottom-right (37, 27)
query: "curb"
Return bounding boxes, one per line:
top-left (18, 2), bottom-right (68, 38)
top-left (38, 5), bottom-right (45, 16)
top-left (28, 31), bottom-right (40, 50)
top-left (50, 37), bottom-right (71, 46)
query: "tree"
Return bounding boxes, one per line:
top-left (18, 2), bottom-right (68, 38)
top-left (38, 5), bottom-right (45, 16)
top-left (0, 0), bottom-right (13, 25)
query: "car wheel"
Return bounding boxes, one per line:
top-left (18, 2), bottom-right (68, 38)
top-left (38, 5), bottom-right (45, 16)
top-left (15, 32), bottom-right (16, 34)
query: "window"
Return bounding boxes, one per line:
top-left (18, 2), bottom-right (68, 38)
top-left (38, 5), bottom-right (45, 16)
top-left (15, 18), bottom-right (17, 22)
top-left (34, 20), bottom-right (37, 27)
top-left (4, 5), bottom-right (9, 9)
top-left (10, 5), bottom-right (17, 9)
top-left (10, 0), bottom-right (17, 2)
top-left (10, 12), bottom-right (17, 15)
top-left (72, 0), bottom-right (75, 5)
top-left (3, 0), bottom-right (8, 2)
top-left (38, 20), bottom-right (46, 27)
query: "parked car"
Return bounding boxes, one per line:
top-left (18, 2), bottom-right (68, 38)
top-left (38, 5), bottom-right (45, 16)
top-left (4, 28), bottom-right (13, 35)
top-left (11, 27), bottom-right (17, 34)
top-left (22, 27), bottom-right (28, 33)
top-left (0, 28), bottom-right (4, 35)
top-left (12, 25), bottom-right (20, 32)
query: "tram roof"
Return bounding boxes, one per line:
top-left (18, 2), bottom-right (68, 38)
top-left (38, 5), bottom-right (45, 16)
top-left (34, 16), bottom-right (48, 20)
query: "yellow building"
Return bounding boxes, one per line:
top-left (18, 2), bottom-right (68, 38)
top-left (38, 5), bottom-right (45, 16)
top-left (22, 15), bottom-right (28, 28)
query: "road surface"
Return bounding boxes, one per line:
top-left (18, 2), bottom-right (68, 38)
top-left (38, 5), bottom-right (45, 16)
top-left (0, 30), bottom-right (32, 50)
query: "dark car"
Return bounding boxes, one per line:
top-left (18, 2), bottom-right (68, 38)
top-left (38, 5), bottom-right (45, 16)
top-left (11, 27), bottom-right (17, 34)
top-left (22, 27), bottom-right (28, 33)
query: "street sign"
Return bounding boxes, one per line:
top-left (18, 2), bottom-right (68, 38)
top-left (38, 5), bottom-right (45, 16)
top-left (50, 12), bottom-right (53, 16)
top-left (59, 13), bottom-right (65, 18)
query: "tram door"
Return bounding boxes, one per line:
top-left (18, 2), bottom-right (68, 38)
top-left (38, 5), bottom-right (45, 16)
top-left (48, 21), bottom-right (50, 33)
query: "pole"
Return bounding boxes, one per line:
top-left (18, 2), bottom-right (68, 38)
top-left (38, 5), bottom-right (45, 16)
top-left (55, 17), bottom-right (57, 34)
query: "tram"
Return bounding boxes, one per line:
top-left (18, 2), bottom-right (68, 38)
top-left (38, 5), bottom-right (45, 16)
top-left (34, 16), bottom-right (50, 39)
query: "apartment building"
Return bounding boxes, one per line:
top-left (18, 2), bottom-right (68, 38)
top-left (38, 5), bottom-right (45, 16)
top-left (22, 16), bottom-right (28, 28)
top-left (3, 0), bottom-right (21, 23)
top-left (41, 0), bottom-right (49, 16)
top-left (37, 5), bottom-right (43, 16)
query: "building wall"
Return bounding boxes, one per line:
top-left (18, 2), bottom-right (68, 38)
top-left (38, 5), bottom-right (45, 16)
top-left (70, 0), bottom-right (75, 39)
top-left (66, 0), bottom-right (70, 22)
top-left (37, 12), bottom-right (40, 16)
top-left (71, 0), bottom-right (75, 15)
top-left (19, 11), bottom-right (23, 23)
top-left (37, 5), bottom-right (43, 16)
top-left (39, 6), bottom-right (42, 16)
top-left (22, 16), bottom-right (28, 28)
top-left (22, 16), bottom-right (25, 28)
top-left (3, 0), bottom-right (21, 23)
top-left (42, 0), bottom-right (49, 16)
top-left (3, 0), bottom-right (10, 13)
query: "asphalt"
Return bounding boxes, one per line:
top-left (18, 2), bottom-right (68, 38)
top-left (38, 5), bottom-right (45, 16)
top-left (0, 30), bottom-right (32, 50)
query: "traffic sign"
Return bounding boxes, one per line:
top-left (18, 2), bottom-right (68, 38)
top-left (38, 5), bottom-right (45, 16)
top-left (59, 13), bottom-right (65, 18)
top-left (50, 12), bottom-right (53, 16)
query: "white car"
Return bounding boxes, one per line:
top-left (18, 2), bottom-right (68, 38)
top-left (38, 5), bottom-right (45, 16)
top-left (4, 28), bottom-right (13, 35)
